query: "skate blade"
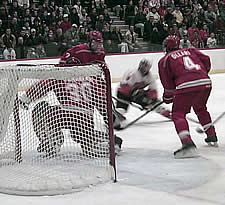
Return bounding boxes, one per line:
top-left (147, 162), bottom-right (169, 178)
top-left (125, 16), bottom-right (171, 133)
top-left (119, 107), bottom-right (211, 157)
top-left (174, 148), bottom-right (199, 159)
top-left (207, 142), bottom-right (219, 147)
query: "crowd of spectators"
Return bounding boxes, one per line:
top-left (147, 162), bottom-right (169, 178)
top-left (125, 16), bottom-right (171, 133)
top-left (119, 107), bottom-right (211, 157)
top-left (0, 0), bottom-right (224, 60)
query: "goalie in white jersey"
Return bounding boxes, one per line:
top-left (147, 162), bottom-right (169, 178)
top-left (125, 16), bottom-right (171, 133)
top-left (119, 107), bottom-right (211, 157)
top-left (114, 58), bottom-right (171, 129)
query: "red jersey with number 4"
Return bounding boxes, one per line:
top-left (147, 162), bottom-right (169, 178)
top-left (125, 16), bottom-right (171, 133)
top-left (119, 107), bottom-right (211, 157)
top-left (158, 48), bottom-right (212, 94)
top-left (59, 43), bottom-right (105, 65)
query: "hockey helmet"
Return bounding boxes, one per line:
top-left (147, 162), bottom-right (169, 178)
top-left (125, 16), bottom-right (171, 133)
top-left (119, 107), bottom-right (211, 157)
top-left (88, 30), bottom-right (103, 51)
top-left (164, 35), bottom-right (180, 52)
top-left (138, 58), bottom-right (153, 76)
top-left (87, 30), bottom-right (103, 43)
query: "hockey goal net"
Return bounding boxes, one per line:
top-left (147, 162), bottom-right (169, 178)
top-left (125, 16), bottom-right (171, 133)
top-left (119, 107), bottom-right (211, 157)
top-left (0, 63), bottom-right (116, 196)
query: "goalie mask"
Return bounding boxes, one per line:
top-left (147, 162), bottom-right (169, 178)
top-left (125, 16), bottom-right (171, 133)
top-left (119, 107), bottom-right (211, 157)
top-left (138, 58), bottom-right (153, 76)
top-left (88, 30), bottom-right (103, 52)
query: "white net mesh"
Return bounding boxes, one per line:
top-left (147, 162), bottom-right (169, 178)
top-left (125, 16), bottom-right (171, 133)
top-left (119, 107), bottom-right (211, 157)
top-left (0, 64), bottom-right (115, 196)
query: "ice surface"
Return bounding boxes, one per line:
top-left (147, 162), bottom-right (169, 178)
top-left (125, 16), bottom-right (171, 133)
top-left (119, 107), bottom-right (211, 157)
top-left (1, 74), bottom-right (225, 204)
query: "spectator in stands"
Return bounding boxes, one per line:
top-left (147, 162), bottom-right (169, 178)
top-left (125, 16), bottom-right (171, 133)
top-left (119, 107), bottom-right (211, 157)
top-left (125, 25), bottom-right (140, 52)
top-left (125, 0), bottom-right (136, 26)
top-left (36, 44), bottom-right (47, 58)
top-left (179, 33), bottom-right (192, 48)
top-left (204, 6), bottom-right (217, 33)
top-left (95, 14), bottom-right (105, 32)
top-left (103, 8), bottom-right (113, 25)
top-left (1, 28), bottom-right (16, 49)
top-left (134, 7), bottom-right (146, 37)
top-left (190, 30), bottom-right (204, 48)
top-left (188, 22), bottom-right (200, 40)
top-left (90, 7), bottom-right (98, 28)
top-left (46, 29), bottom-right (55, 43)
top-left (54, 28), bottom-right (67, 55)
top-left (87, 0), bottom-right (97, 14)
top-left (86, 15), bottom-right (95, 31)
top-left (207, 32), bottom-right (217, 48)
top-left (9, 0), bottom-right (23, 19)
top-left (15, 36), bottom-right (25, 59)
top-left (0, 38), bottom-right (5, 60)
top-left (25, 28), bottom-right (42, 47)
top-left (160, 23), bottom-right (169, 42)
top-left (192, 0), bottom-right (202, 13)
top-left (102, 23), bottom-right (112, 52)
top-left (200, 23), bottom-right (210, 47)
top-left (143, 14), bottom-right (155, 41)
top-left (64, 23), bottom-right (80, 48)
top-left (169, 23), bottom-right (181, 37)
top-left (0, 19), bottom-right (5, 37)
top-left (10, 17), bottom-right (20, 38)
top-left (147, 7), bottom-right (160, 24)
top-left (118, 35), bottom-right (129, 53)
top-left (164, 7), bottom-right (175, 27)
top-left (172, 6), bottom-right (183, 26)
top-left (158, 3), bottom-right (168, 19)
top-left (78, 26), bottom-right (88, 44)
top-left (3, 46), bottom-right (16, 60)
top-left (179, 23), bottom-right (188, 39)
top-left (79, 8), bottom-right (88, 26)
top-left (97, 0), bottom-right (108, 15)
top-left (111, 25), bottom-right (123, 51)
top-left (150, 25), bottom-right (161, 44)
top-left (26, 47), bottom-right (38, 58)
top-left (59, 13), bottom-right (72, 32)
top-left (49, 1), bottom-right (57, 13)
top-left (70, 6), bottom-right (80, 27)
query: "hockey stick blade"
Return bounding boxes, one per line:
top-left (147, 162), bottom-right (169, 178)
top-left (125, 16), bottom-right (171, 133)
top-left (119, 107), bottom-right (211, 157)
top-left (117, 101), bottom-right (164, 130)
top-left (196, 111), bottom-right (225, 134)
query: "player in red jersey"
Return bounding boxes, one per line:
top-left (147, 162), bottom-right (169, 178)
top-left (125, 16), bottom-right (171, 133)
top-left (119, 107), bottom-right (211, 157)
top-left (20, 30), bottom-right (122, 157)
top-left (59, 30), bottom-right (105, 65)
top-left (158, 35), bottom-right (218, 159)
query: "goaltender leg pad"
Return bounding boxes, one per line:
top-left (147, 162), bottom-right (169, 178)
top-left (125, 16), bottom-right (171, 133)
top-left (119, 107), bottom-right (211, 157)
top-left (32, 102), bottom-right (65, 156)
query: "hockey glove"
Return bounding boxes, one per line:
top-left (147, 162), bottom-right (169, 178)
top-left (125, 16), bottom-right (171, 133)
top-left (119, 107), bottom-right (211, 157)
top-left (163, 92), bottom-right (173, 104)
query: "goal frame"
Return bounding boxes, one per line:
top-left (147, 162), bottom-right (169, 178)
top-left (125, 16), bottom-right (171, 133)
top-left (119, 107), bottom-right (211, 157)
top-left (0, 63), bottom-right (117, 195)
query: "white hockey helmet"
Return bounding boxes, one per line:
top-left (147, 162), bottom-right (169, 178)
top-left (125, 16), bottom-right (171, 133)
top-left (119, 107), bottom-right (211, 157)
top-left (138, 58), bottom-right (153, 76)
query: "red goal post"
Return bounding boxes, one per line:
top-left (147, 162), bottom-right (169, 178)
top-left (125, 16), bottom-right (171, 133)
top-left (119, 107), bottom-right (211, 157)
top-left (0, 63), bottom-right (116, 196)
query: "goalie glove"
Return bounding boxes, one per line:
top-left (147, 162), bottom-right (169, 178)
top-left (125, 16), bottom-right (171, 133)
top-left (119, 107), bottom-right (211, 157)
top-left (19, 93), bottom-right (32, 110)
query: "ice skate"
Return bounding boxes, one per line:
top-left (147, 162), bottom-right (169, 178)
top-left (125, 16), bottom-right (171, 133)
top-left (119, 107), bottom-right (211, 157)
top-left (205, 136), bottom-right (218, 147)
top-left (174, 143), bottom-right (199, 159)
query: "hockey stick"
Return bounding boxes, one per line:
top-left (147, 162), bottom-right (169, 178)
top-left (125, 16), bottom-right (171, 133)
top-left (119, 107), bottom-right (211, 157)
top-left (196, 111), bottom-right (225, 133)
top-left (116, 101), bottom-right (164, 130)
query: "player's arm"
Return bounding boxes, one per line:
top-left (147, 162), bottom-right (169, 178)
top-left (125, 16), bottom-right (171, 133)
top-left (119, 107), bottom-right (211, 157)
top-left (158, 58), bottom-right (176, 104)
top-left (19, 79), bottom-right (58, 109)
top-left (190, 48), bottom-right (211, 72)
top-left (59, 47), bottom-right (82, 65)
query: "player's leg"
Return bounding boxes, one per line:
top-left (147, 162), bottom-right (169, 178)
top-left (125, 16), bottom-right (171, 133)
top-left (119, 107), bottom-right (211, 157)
top-left (114, 91), bottom-right (130, 129)
top-left (32, 102), bottom-right (64, 157)
top-left (172, 92), bottom-right (198, 159)
top-left (192, 87), bottom-right (218, 146)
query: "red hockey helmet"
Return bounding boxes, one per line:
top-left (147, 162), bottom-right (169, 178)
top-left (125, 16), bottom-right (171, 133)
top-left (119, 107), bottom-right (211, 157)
top-left (164, 35), bottom-right (180, 52)
top-left (87, 30), bottom-right (103, 43)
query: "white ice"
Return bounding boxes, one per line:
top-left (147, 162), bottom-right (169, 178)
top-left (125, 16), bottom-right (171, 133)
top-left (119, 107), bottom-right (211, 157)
top-left (1, 73), bottom-right (225, 205)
